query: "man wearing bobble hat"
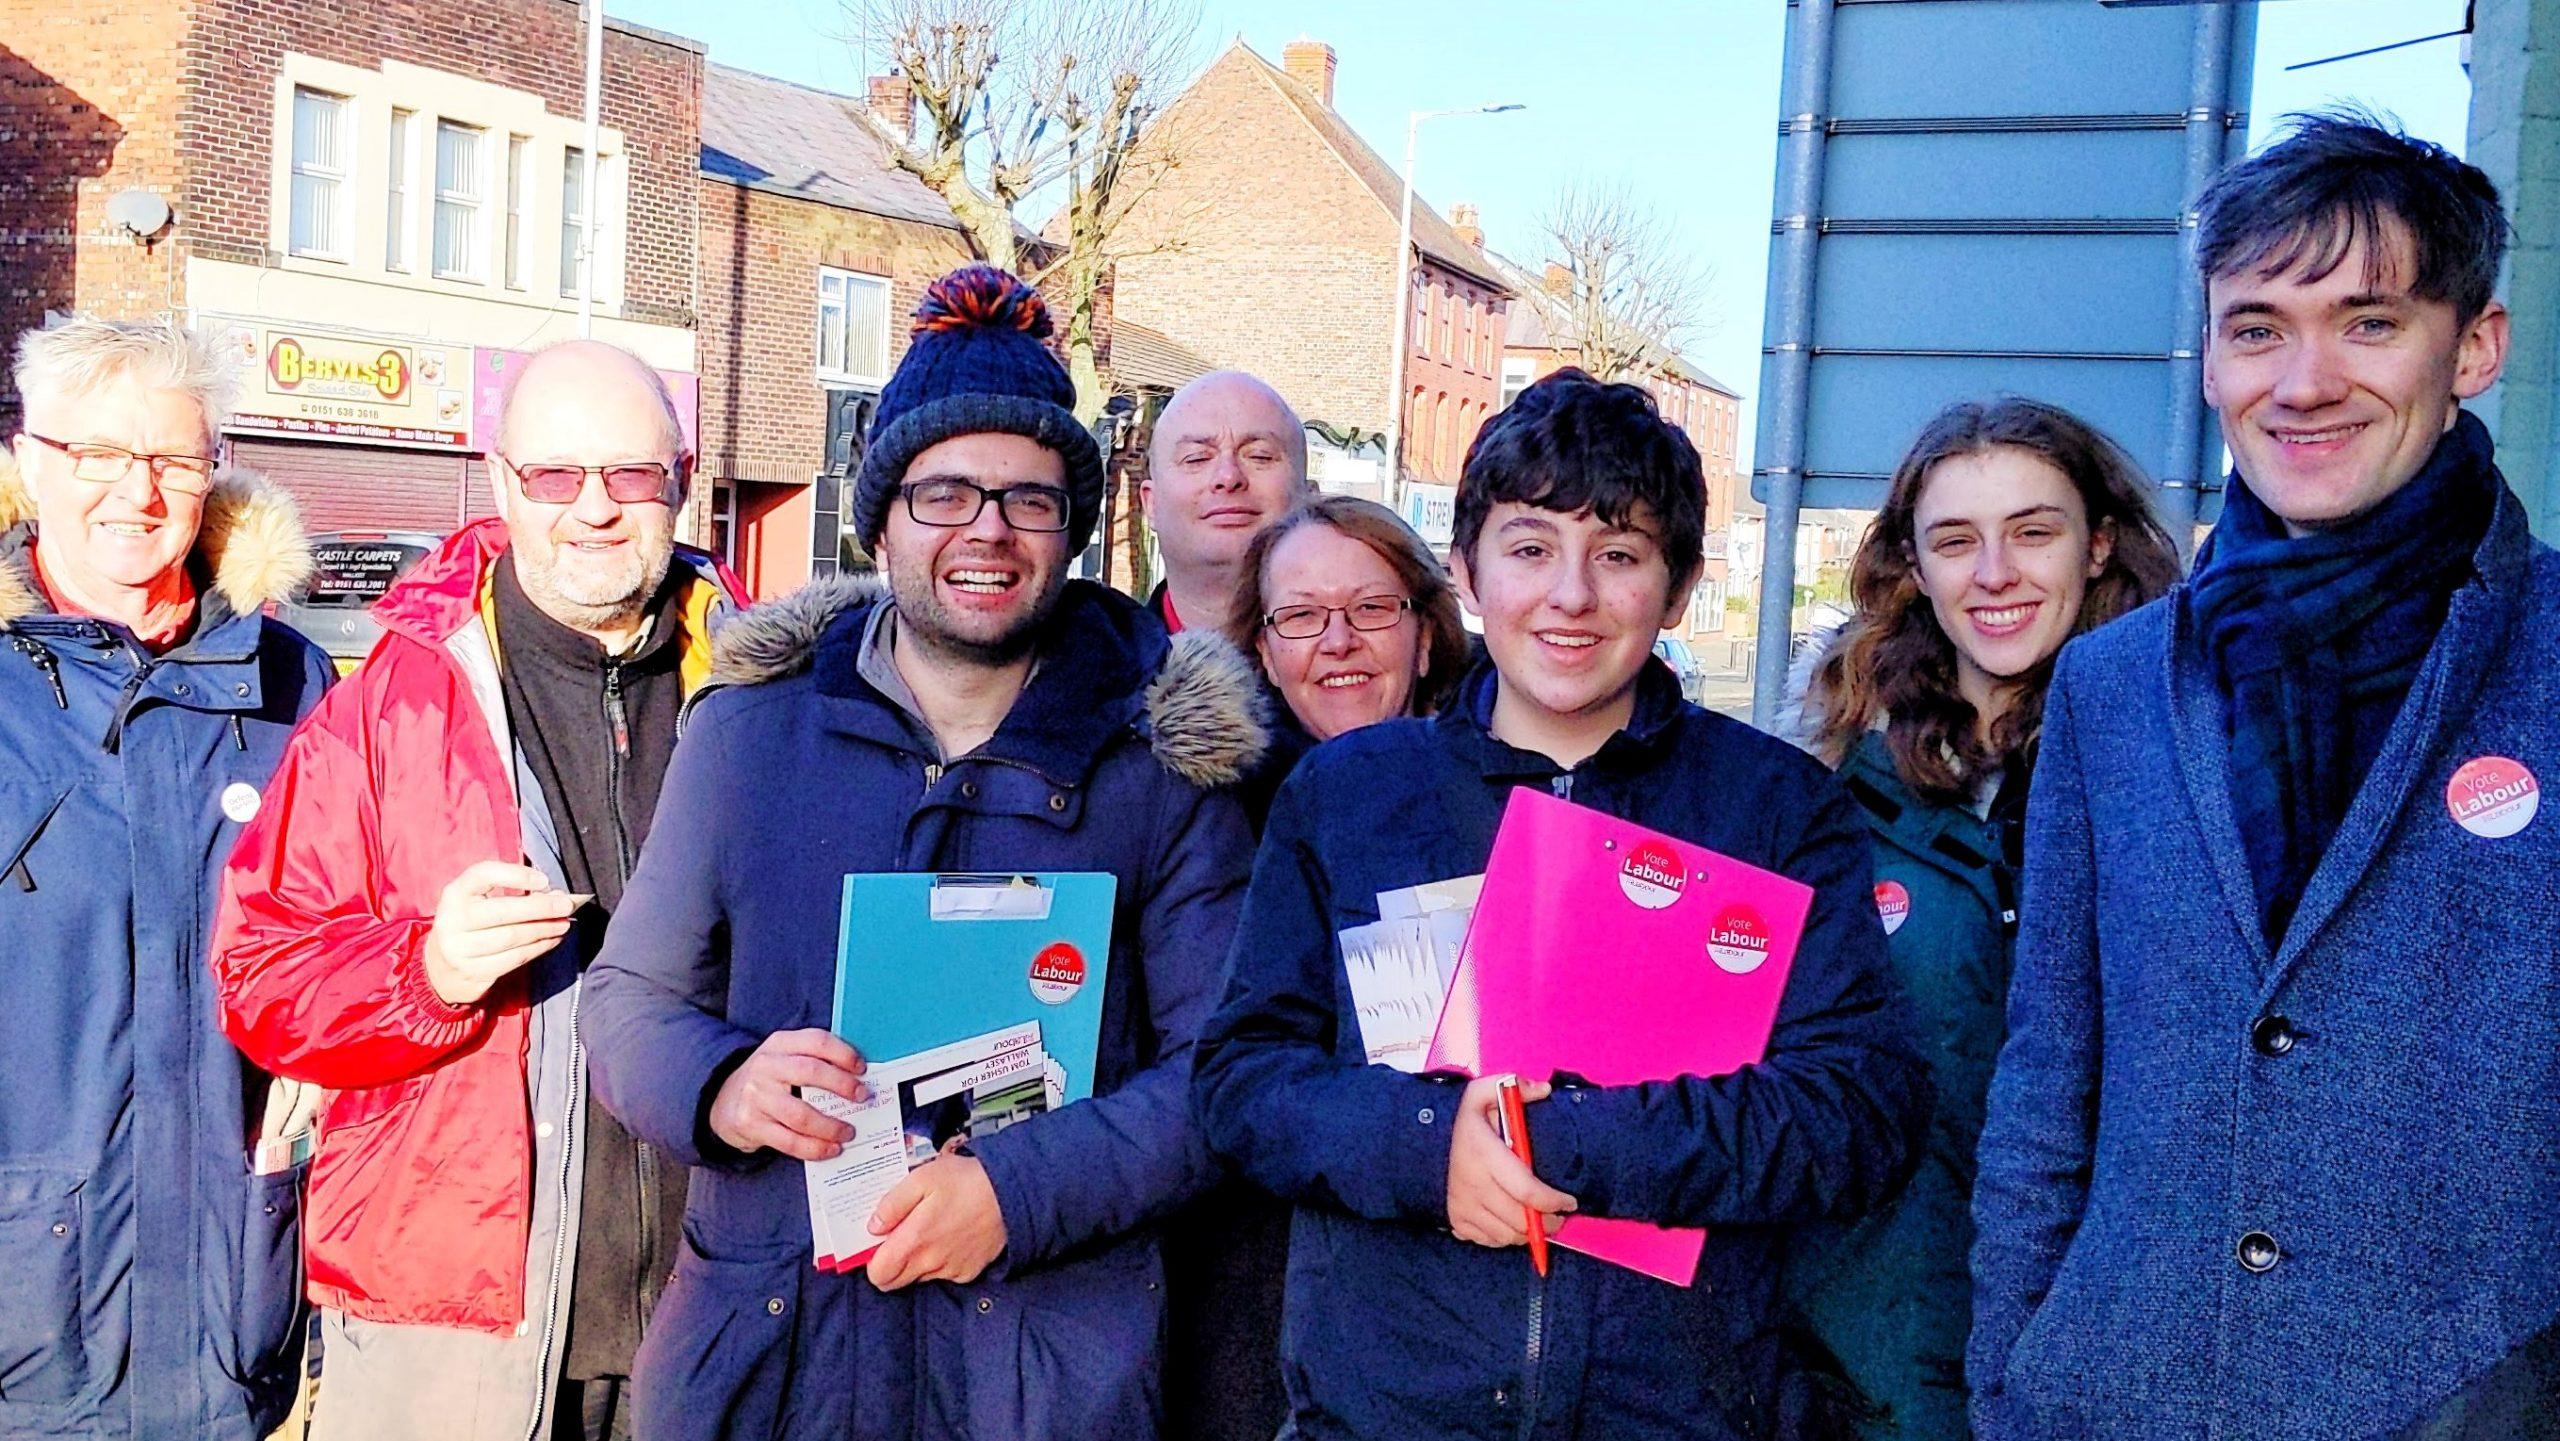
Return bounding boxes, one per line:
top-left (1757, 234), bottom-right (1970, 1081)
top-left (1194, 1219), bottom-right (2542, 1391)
top-left (582, 266), bottom-right (1268, 1440)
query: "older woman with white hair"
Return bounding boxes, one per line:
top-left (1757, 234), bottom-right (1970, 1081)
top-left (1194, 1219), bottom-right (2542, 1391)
top-left (1, 317), bottom-right (332, 1441)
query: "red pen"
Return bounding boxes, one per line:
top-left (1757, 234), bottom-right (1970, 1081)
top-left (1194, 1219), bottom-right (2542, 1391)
top-left (1494, 1074), bottom-right (1549, 1277)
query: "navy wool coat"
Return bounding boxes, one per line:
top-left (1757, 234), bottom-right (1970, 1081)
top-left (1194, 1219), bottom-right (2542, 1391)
top-left (581, 577), bottom-right (1262, 1441)
top-left (0, 461), bottom-right (332, 1441)
top-left (1969, 478), bottom-right (2560, 1438)
top-left (1197, 661), bottom-right (1930, 1441)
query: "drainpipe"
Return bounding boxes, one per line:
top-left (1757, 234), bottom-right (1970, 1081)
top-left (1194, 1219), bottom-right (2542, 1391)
top-left (2159, 4), bottom-right (2235, 561)
top-left (1750, 0), bottom-right (1835, 730)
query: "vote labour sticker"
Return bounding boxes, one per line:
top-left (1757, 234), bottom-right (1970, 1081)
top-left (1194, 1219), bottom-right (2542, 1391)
top-left (1618, 840), bottom-right (1689, 910)
top-left (1029, 941), bottom-right (1088, 1005)
top-left (220, 782), bottom-right (262, 825)
top-left (2446, 756), bottom-right (2540, 839)
top-left (1707, 905), bottom-right (1773, 975)
top-left (1874, 880), bottom-right (1911, 936)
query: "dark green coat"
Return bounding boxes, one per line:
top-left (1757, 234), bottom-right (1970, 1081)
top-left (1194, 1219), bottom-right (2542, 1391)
top-left (1784, 731), bottom-right (2019, 1441)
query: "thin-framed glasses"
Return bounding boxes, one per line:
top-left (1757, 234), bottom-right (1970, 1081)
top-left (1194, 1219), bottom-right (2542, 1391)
top-left (504, 458), bottom-right (679, 504)
top-left (900, 478), bottom-right (1072, 533)
top-left (23, 433), bottom-right (219, 494)
top-left (1263, 595), bottom-right (1414, 640)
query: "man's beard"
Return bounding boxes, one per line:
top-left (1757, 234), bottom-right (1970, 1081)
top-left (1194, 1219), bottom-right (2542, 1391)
top-left (517, 532), bottom-right (675, 633)
top-left (885, 554), bottom-right (1066, 668)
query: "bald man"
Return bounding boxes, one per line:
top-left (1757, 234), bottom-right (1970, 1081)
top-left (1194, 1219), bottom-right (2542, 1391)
top-left (212, 340), bottom-right (742, 1441)
top-left (1142, 370), bottom-right (1311, 634)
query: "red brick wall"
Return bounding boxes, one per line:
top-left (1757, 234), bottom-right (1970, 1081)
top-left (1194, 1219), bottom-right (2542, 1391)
top-left (1399, 261), bottom-right (1507, 483)
top-left (0, 0), bottom-right (197, 425)
top-left (176, 0), bottom-right (702, 325)
top-left (697, 176), bottom-right (974, 594)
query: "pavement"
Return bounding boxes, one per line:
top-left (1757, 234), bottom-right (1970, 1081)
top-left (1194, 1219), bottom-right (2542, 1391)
top-left (1697, 662), bottom-right (1760, 725)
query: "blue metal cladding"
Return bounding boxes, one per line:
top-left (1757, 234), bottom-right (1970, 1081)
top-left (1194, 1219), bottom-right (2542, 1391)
top-left (1755, 0), bottom-right (2258, 515)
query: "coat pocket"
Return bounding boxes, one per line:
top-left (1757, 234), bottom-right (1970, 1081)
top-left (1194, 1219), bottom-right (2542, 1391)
top-left (633, 1236), bottom-right (805, 1441)
top-left (0, 1166), bottom-right (86, 1405)
top-left (214, 1163), bottom-right (309, 1390)
top-left (0, 783), bottom-right (69, 896)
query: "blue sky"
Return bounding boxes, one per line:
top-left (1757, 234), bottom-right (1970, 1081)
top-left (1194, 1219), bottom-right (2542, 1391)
top-left (614, 0), bottom-right (2479, 473)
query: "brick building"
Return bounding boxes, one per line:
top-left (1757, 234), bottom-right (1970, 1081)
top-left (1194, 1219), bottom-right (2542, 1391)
top-left (1474, 233), bottom-right (1746, 639)
top-left (1107, 39), bottom-right (1512, 506)
top-left (694, 62), bottom-right (976, 598)
top-left (4, 0), bottom-right (704, 537)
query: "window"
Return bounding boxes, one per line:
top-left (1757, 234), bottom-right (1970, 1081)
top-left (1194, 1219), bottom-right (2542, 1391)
top-left (1438, 287), bottom-right (1453, 359)
top-left (1410, 278), bottom-right (1428, 354)
top-left (1500, 356), bottom-right (1535, 409)
top-left (504, 135), bottom-right (529, 289)
top-left (560, 146), bottom-right (589, 297)
top-left (1433, 392), bottom-right (1451, 473)
top-left (289, 88), bottom-right (351, 259)
top-left (385, 109), bottom-right (413, 271)
top-left (432, 120), bottom-right (487, 280)
top-left (816, 268), bottom-right (892, 388)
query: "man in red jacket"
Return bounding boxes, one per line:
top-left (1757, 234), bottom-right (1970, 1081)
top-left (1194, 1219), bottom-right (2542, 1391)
top-left (210, 340), bottom-right (740, 1441)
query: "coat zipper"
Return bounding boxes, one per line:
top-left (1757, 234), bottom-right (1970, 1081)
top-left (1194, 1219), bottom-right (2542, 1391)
top-left (602, 658), bottom-right (665, 1336)
top-left (10, 636), bottom-right (67, 709)
top-left (1515, 1272), bottom-right (1548, 1441)
top-left (523, 981), bottom-right (585, 1441)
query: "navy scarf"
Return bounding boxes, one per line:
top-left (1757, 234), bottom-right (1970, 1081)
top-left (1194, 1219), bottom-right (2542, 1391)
top-left (2189, 411), bottom-right (2498, 944)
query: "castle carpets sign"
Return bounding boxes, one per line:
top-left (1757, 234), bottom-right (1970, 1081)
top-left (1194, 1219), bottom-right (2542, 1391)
top-left (207, 318), bottom-right (472, 450)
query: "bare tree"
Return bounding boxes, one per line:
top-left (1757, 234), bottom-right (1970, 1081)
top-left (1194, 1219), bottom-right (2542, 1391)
top-left (1538, 179), bottom-right (1716, 385)
top-left (845, 0), bottom-right (1199, 419)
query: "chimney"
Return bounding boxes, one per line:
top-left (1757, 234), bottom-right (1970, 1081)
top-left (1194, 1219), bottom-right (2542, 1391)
top-left (1451, 202), bottom-right (1483, 251)
top-left (1282, 38), bottom-right (1336, 108)
top-left (868, 73), bottom-right (914, 142)
top-left (1543, 261), bottom-right (1572, 295)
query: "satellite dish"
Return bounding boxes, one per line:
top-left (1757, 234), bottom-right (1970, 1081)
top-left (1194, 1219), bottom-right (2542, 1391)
top-left (105, 190), bottom-right (172, 241)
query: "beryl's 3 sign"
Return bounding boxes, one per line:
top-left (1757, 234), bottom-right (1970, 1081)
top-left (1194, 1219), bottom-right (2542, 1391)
top-left (205, 316), bottom-right (472, 450)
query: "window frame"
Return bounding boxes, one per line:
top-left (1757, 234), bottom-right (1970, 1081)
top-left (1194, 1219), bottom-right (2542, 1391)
top-left (288, 86), bottom-right (353, 262)
top-left (431, 119), bottom-right (490, 282)
top-left (815, 267), bottom-right (894, 390)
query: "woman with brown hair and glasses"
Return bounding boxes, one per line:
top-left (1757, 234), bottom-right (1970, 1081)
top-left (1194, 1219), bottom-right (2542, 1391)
top-left (1777, 397), bottom-right (2181, 1440)
top-left (1225, 493), bottom-right (1471, 751)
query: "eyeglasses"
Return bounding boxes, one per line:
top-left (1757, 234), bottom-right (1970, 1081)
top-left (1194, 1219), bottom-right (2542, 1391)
top-left (900, 478), bottom-right (1072, 533)
top-left (504, 458), bottom-right (680, 505)
top-left (1263, 596), bottom-right (1414, 640)
top-left (23, 433), bottom-right (219, 494)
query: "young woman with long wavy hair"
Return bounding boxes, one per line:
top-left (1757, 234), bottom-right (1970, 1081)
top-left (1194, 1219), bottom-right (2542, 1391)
top-left (1778, 397), bottom-right (2180, 1441)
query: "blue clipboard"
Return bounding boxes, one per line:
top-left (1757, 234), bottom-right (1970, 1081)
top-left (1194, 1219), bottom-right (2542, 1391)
top-left (833, 872), bottom-right (1118, 1103)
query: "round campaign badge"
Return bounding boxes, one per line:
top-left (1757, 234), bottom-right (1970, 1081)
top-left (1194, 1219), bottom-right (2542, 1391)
top-left (1707, 905), bottom-right (1773, 975)
top-left (1029, 941), bottom-right (1088, 1005)
top-left (220, 782), bottom-right (262, 825)
top-left (1618, 840), bottom-right (1689, 910)
top-left (1874, 880), bottom-right (1911, 936)
top-left (2446, 757), bottom-right (2540, 839)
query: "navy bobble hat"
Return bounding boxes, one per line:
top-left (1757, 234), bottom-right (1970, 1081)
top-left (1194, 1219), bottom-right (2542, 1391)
top-left (852, 265), bottom-right (1104, 553)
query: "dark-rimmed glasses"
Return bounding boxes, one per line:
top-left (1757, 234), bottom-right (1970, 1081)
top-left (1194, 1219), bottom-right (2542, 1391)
top-left (1262, 596), bottom-right (1413, 640)
top-left (899, 478), bottom-right (1072, 533)
top-left (23, 433), bottom-right (219, 494)
top-left (503, 458), bottom-right (680, 505)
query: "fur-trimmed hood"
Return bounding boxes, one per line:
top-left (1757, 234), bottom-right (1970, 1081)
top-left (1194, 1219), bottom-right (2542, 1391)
top-left (1773, 622), bottom-right (1847, 757)
top-left (0, 447), bottom-right (313, 627)
top-left (708, 573), bottom-right (1270, 790)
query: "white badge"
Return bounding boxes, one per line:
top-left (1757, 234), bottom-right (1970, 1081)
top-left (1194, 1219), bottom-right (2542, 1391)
top-left (2446, 757), bottom-right (2540, 840)
top-left (220, 782), bottom-right (262, 825)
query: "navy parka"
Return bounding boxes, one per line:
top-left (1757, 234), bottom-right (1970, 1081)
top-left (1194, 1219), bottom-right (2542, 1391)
top-left (0, 465), bottom-right (331, 1441)
top-left (1195, 661), bottom-right (1930, 1441)
top-left (582, 577), bottom-right (1263, 1441)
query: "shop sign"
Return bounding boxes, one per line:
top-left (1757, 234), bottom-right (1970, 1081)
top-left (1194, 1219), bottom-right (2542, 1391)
top-left (209, 317), bottom-right (471, 450)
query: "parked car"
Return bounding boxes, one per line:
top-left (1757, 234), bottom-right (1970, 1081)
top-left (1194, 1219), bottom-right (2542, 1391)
top-left (1653, 634), bottom-right (1707, 705)
top-left (276, 530), bottom-right (440, 673)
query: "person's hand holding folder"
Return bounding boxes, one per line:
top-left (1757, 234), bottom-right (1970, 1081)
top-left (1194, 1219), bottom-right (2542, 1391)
top-left (708, 1029), bottom-right (869, 1161)
top-left (1446, 1074), bottom-right (1576, 1251)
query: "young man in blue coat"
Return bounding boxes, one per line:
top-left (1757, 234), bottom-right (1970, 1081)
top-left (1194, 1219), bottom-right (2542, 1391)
top-left (1196, 368), bottom-right (1929, 1441)
top-left (581, 266), bottom-right (1265, 1441)
top-left (1968, 114), bottom-right (2556, 1439)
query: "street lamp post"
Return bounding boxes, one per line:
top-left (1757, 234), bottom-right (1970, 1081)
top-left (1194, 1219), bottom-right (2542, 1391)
top-left (1384, 102), bottom-right (1523, 513)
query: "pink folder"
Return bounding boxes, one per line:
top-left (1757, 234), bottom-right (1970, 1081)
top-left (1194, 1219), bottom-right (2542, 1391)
top-left (1428, 787), bottom-right (1813, 1285)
